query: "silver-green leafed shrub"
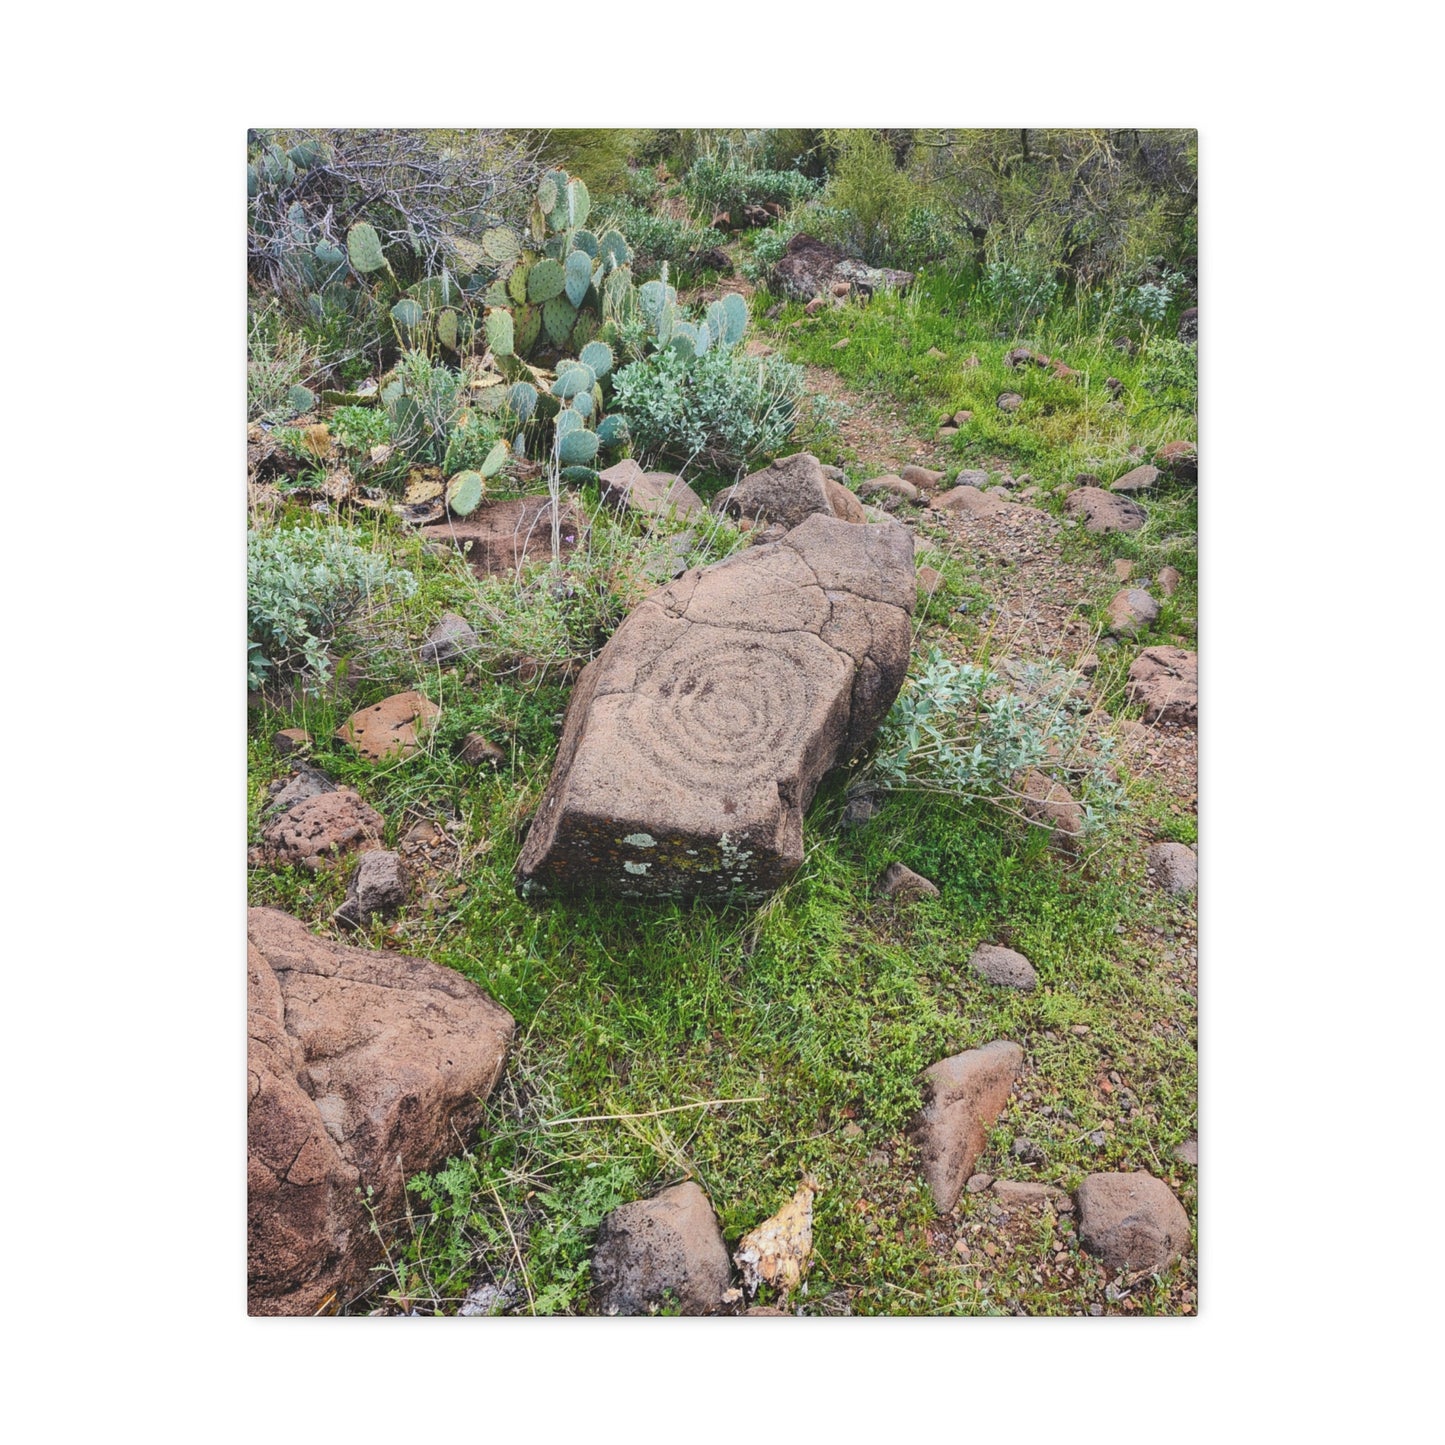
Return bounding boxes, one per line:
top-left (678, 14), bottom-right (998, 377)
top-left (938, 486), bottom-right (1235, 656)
top-left (870, 649), bottom-right (1125, 836)
top-left (610, 346), bottom-right (805, 471)
top-left (248, 525), bottom-right (417, 691)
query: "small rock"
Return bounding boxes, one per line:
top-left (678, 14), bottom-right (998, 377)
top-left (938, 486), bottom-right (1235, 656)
top-left (1157, 565), bottom-right (1182, 597)
top-left (1127, 647), bottom-right (1198, 726)
top-left (1174, 1138), bottom-right (1199, 1167)
top-left (954, 1239), bottom-right (972, 1260)
top-left (261, 788), bottom-right (384, 870)
top-left (1105, 377), bottom-right (1124, 398)
top-left (1078, 653), bottom-right (1100, 678)
top-left (937, 425), bottom-right (959, 439)
top-left (841, 787), bottom-right (884, 829)
top-left (900, 465), bottom-right (944, 491)
top-left (765, 302), bottom-right (784, 320)
top-left (1107, 588), bottom-right (1160, 638)
top-left (969, 943), bottom-right (1038, 992)
top-left (1112, 558), bottom-right (1134, 581)
top-left (1019, 769), bottom-right (1086, 851)
top-left (833, 337), bottom-right (850, 350)
top-left (591, 1182), bottom-right (732, 1316)
top-left (734, 1179), bottom-right (816, 1298)
top-left (913, 535), bottom-right (937, 557)
top-left (804, 297), bottom-right (827, 317)
top-left (952, 409), bottom-right (973, 426)
top-left (458, 733), bottom-right (506, 768)
top-left (1075, 1172), bottom-right (1190, 1275)
top-left (996, 392), bottom-right (1023, 413)
top-left (859, 474), bottom-right (920, 504)
top-left (1155, 440), bottom-right (1197, 482)
top-left (418, 613), bottom-right (477, 667)
top-left (272, 728), bottom-right (312, 757)
top-left (1011, 1136), bottom-right (1045, 1165)
top-left (1065, 487), bottom-right (1146, 535)
top-left (963, 354), bottom-right (980, 368)
top-left (879, 862), bottom-right (940, 902)
top-left (1111, 464), bottom-right (1160, 494)
top-left (335, 849), bottom-right (409, 927)
top-left (917, 565), bottom-right (944, 595)
top-left (910, 1041), bottom-right (1025, 1213)
top-left (931, 484), bottom-right (1014, 518)
top-left (336, 692), bottom-right (440, 761)
top-left (1177, 307), bottom-right (1198, 344)
top-left (965, 1173), bottom-right (994, 1194)
top-left (1147, 841), bottom-right (1198, 895)
top-left (266, 763), bottom-right (334, 815)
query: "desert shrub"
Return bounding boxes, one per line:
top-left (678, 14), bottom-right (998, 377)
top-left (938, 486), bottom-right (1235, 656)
top-left (247, 128), bottom-right (543, 377)
top-left (602, 200), bottom-right (727, 272)
top-left (247, 525), bottom-right (417, 691)
top-left (330, 406), bottom-right (391, 456)
top-left (442, 408), bottom-right (509, 478)
top-left (611, 346), bottom-right (806, 472)
top-left (382, 350), bottom-right (470, 467)
top-left (682, 153), bottom-right (819, 216)
top-left (739, 224), bottom-right (797, 283)
top-left (976, 256), bottom-right (1063, 333)
top-left (870, 649), bottom-right (1124, 836)
top-left (1138, 337), bottom-right (1198, 416)
top-left (817, 129), bottom-right (921, 265)
top-left (247, 305), bottom-right (315, 421)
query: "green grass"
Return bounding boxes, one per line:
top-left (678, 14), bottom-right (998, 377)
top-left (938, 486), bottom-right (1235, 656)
top-left (248, 273), bottom-right (1198, 1317)
top-left (752, 270), bottom-right (1199, 649)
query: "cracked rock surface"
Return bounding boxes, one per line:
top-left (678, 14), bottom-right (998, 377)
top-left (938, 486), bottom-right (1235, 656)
top-left (247, 907), bottom-right (514, 1315)
top-left (515, 511), bottom-right (916, 900)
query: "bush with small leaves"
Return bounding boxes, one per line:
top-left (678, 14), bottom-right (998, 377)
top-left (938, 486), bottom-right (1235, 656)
top-left (870, 649), bottom-right (1125, 836)
top-left (247, 525), bottom-right (418, 692)
top-left (611, 345), bottom-right (805, 472)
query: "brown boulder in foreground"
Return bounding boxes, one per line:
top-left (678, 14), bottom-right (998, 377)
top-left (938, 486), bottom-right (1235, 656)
top-left (591, 1182), bottom-right (732, 1316)
top-left (515, 513), bottom-right (916, 901)
top-left (910, 1041), bottom-right (1024, 1213)
top-left (1075, 1172), bottom-right (1191, 1275)
top-left (247, 908), bottom-right (514, 1315)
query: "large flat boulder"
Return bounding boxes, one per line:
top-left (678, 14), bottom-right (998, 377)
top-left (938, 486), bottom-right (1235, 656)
top-left (247, 908), bottom-right (514, 1315)
top-left (420, 495), bottom-right (582, 577)
top-left (515, 513), bottom-right (916, 900)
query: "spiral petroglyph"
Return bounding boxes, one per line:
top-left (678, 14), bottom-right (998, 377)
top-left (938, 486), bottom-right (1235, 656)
top-left (516, 507), bottom-right (917, 901)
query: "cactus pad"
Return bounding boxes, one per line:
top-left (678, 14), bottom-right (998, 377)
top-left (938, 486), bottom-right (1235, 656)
top-left (483, 227), bottom-right (521, 265)
top-left (543, 295), bottom-right (577, 346)
top-left (564, 177), bottom-right (591, 229)
top-left (573, 229), bottom-right (599, 259)
top-left (347, 221), bottom-right (387, 274)
top-left (486, 309), bottom-right (515, 358)
top-left (578, 340), bottom-right (614, 378)
top-left (558, 427), bottom-right (600, 465)
top-left (445, 470), bottom-right (484, 516)
top-left (527, 258), bottom-right (565, 303)
top-left (599, 229), bottom-right (632, 269)
top-left (390, 298), bottom-right (424, 329)
top-left (479, 441), bottom-right (510, 479)
top-left (551, 363), bottom-right (597, 399)
top-left (564, 250), bottom-right (593, 307)
top-left (596, 414), bottom-right (628, 448)
top-left (516, 305), bottom-right (542, 352)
